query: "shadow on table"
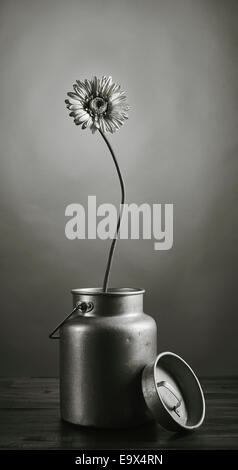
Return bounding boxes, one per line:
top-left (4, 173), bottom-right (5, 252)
top-left (58, 419), bottom-right (162, 449)
top-left (58, 417), bottom-right (199, 449)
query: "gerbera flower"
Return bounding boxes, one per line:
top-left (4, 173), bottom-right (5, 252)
top-left (65, 76), bottom-right (129, 134)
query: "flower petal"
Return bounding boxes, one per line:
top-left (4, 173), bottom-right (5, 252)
top-left (67, 91), bottom-right (82, 101)
top-left (75, 112), bottom-right (90, 123)
top-left (84, 79), bottom-right (93, 96)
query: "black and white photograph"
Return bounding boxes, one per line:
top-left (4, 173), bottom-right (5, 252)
top-left (0, 0), bottom-right (237, 465)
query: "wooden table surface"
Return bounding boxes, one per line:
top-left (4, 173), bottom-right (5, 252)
top-left (0, 377), bottom-right (237, 450)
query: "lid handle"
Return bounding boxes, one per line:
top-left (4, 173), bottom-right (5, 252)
top-left (157, 380), bottom-right (182, 417)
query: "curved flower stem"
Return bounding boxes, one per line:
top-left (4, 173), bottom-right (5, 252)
top-left (99, 129), bottom-right (125, 293)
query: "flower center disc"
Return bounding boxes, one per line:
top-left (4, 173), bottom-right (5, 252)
top-left (89, 97), bottom-right (107, 115)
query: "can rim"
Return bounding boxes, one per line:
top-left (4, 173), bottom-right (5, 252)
top-left (71, 287), bottom-right (145, 296)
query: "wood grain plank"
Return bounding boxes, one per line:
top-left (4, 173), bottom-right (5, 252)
top-left (0, 378), bottom-right (237, 449)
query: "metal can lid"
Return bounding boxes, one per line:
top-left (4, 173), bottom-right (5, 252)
top-left (141, 351), bottom-right (205, 432)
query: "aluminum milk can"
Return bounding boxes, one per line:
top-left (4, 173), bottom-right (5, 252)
top-left (51, 288), bottom-right (157, 428)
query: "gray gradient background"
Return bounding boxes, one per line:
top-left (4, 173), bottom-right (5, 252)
top-left (0, 0), bottom-right (237, 376)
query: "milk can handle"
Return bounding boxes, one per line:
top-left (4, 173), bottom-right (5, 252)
top-left (49, 301), bottom-right (94, 339)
